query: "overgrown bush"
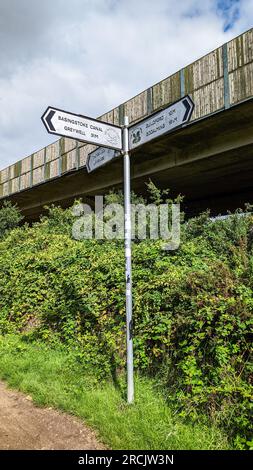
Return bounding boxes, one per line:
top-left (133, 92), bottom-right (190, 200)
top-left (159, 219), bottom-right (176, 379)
top-left (0, 192), bottom-right (252, 448)
top-left (0, 200), bottom-right (23, 238)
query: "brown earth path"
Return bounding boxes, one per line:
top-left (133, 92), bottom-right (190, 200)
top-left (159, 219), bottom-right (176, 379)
top-left (0, 381), bottom-right (106, 450)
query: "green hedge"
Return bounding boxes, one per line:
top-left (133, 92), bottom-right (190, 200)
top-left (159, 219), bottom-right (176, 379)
top-left (0, 204), bottom-right (252, 447)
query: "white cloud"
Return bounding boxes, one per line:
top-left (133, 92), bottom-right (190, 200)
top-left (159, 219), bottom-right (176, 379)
top-left (0, 0), bottom-right (251, 169)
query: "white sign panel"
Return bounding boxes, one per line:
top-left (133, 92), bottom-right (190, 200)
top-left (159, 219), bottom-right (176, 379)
top-left (87, 147), bottom-right (120, 173)
top-left (42, 107), bottom-right (122, 151)
top-left (129, 95), bottom-right (194, 150)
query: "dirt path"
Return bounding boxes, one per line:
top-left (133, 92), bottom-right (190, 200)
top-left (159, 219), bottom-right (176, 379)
top-left (0, 381), bottom-right (105, 450)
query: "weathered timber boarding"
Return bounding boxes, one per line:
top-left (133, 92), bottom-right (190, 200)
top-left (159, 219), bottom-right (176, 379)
top-left (1, 28), bottom-right (253, 199)
top-left (152, 72), bottom-right (181, 112)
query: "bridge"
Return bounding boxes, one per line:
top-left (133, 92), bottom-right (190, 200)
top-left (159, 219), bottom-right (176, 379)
top-left (1, 28), bottom-right (253, 219)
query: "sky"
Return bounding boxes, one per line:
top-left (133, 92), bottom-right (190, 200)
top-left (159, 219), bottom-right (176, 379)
top-left (0, 0), bottom-right (252, 169)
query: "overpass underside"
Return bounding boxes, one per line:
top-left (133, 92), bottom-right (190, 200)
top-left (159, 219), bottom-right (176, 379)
top-left (7, 97), bottom-right (253, 220)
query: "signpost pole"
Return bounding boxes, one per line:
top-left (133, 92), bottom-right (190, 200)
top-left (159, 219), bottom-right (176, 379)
top-left (123, 115), bottom-right (134, 404)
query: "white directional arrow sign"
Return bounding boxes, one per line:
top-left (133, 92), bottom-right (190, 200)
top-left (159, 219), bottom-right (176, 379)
top-left (87, 147), bottom-right (120, 173)
top-left (129, 95), bottom-right (194, 150)
top-left (41, 106), bottom-right (122, 151)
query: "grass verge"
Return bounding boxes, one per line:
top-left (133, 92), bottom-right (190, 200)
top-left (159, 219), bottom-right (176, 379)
top-left (0, 334), bottom-right (231, 450)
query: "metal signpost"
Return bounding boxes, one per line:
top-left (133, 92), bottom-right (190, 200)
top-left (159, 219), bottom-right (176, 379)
top-left (122, 116), bottom-right (134, 404)
top-left (42, 95), bottom-right (194, 405)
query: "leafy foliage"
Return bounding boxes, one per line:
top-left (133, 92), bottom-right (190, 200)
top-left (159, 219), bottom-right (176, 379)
top-left (0, 193), bottom-right (252, 447)
top-left (0, 201), bottom-right (23, 239)
top-left (0, 334), bottom-right (230, 450)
